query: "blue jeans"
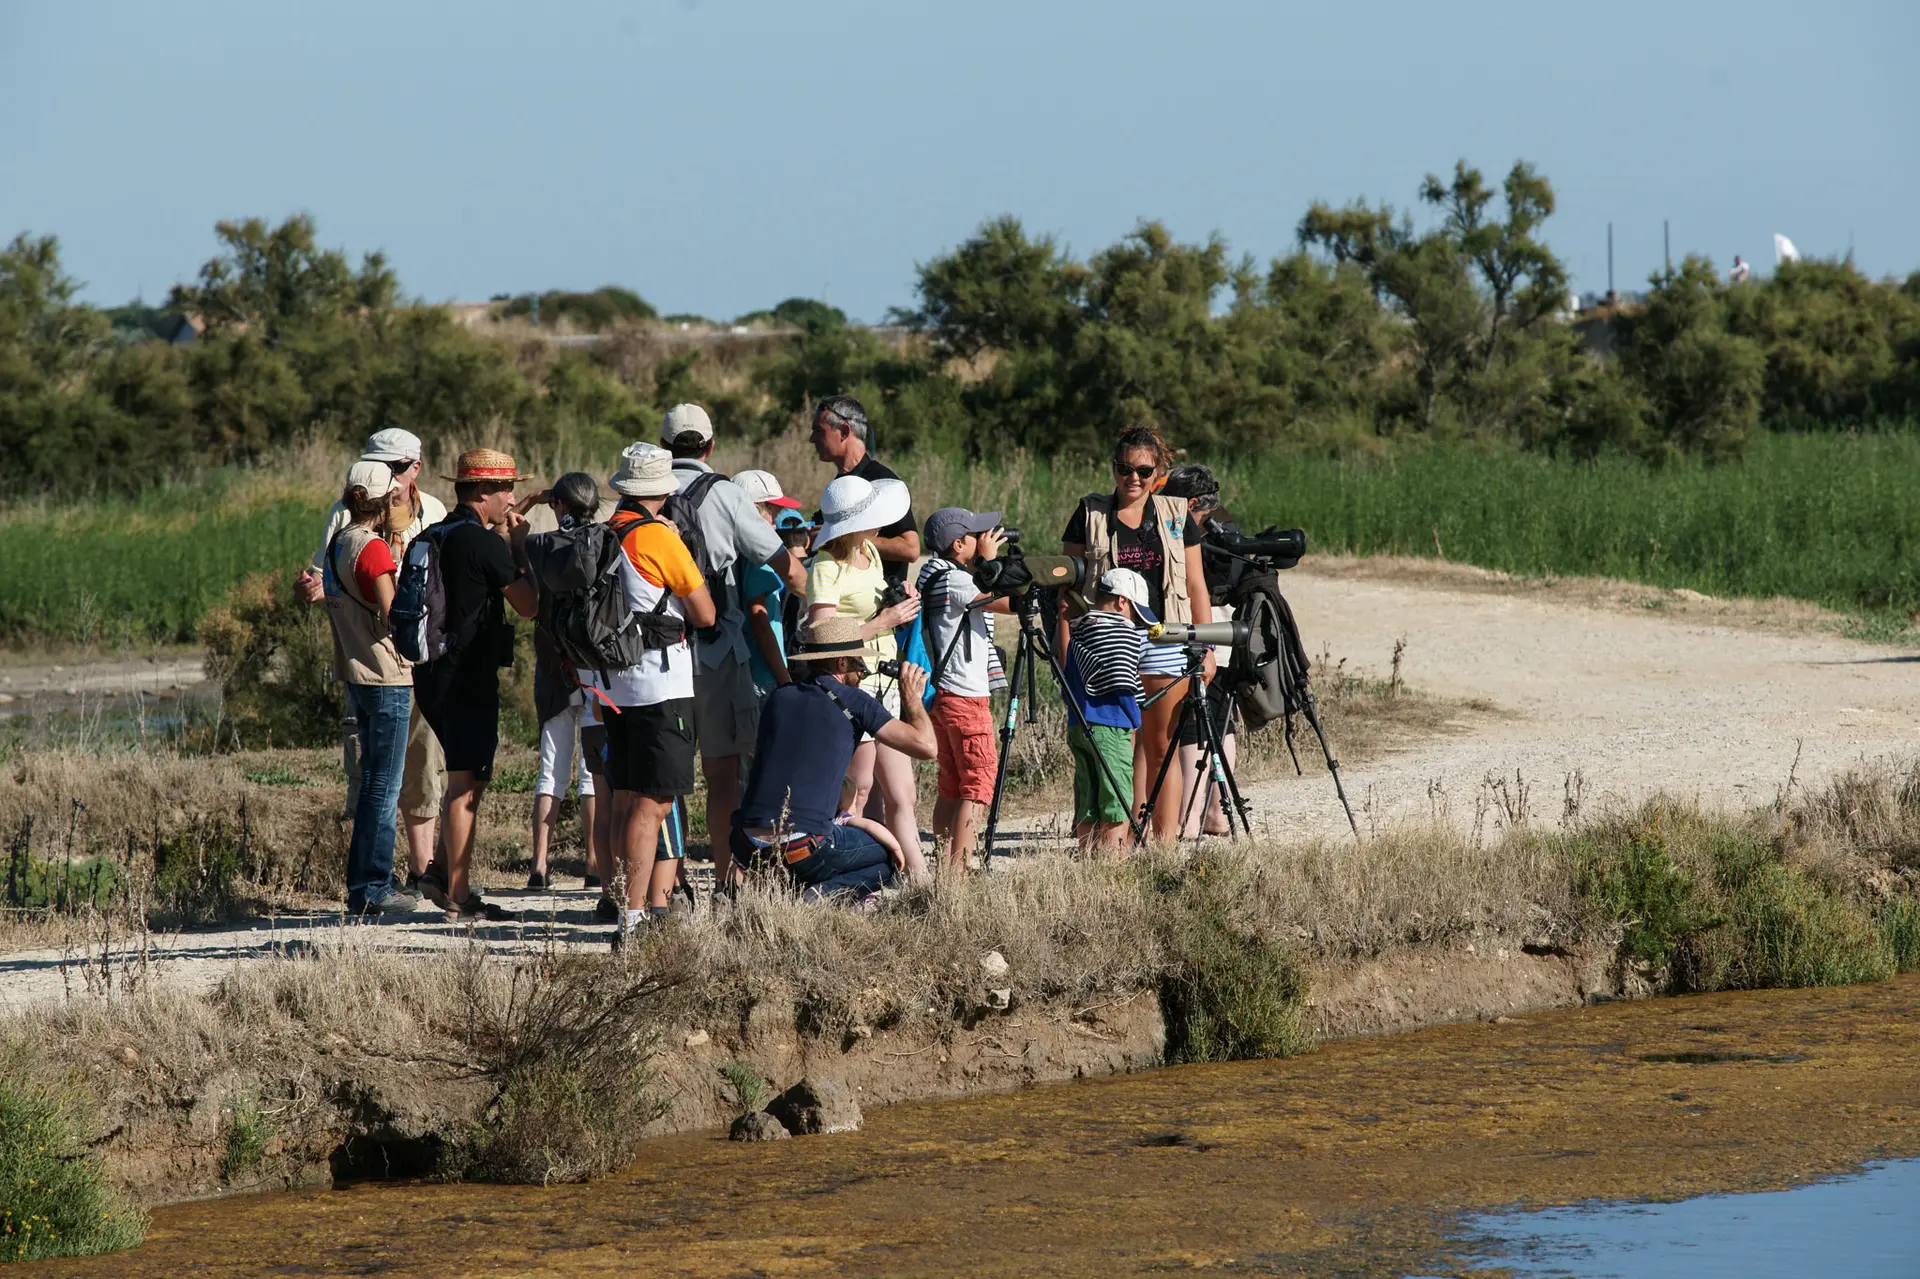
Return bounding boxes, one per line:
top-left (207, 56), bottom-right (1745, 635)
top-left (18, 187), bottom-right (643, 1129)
top-left (345, 683), bottom-right (411, 910)
top-left (792, 824), bottom-right (897, 902)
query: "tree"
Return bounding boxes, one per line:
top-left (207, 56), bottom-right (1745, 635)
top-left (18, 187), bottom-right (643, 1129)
top-left (1617, 257), bottom-right (1763, 461)
top-left (169, 214), bottom-right (395, 342)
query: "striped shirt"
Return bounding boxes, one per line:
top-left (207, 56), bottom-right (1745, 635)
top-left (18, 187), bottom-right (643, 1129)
top-left (917, 556), bottom-right (990, 696)
top-left (1069, 610), bottom-right (1142, 698)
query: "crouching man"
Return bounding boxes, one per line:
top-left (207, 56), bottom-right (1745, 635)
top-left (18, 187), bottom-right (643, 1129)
top-left (731, 618), bottom-right (936, 900)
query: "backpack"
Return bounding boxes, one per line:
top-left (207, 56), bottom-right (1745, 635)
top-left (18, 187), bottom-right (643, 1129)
top-left (1218, 569), bottom-right (1308, 732)
top-left (540, 514), bottom-right (686, 680)
top-left (390, 523), bottom-right (455, 664)
top-left (659, 471), bottom-right (729, 636)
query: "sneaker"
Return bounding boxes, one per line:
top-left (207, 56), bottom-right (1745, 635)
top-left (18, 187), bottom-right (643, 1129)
top-left (525, 870), bottom-right (550, 891)
top-left (594, 895), bottom-right (619, 924)
top-left (357, 890), bottom-right (420, 921)
top-left (415, 861), bottom-right (451, 911)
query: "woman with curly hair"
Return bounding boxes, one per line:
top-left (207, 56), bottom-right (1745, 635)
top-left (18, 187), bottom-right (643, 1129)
top-left (1059, 425), bottom-right (1214, 844)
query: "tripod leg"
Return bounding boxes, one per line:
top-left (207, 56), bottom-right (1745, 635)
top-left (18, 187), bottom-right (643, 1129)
top-left (1299, 690), bottom-right (1360, 837)
top-left (980, 627), bottom-right (1030, 861)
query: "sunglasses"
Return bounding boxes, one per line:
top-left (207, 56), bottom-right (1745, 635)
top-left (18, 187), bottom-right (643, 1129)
top-left (1113, 464), bottom-right (1157, 481)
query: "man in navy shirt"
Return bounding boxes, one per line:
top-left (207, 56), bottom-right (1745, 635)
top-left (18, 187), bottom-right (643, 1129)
top-left (732, 618), bottom-right (937, 898)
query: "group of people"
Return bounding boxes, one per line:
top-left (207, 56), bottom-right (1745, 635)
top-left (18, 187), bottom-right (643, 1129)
top-left (304, 398), bottom-right (1245, 943)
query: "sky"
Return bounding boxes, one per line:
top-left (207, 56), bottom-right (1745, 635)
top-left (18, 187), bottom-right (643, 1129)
top-left (2, 0), bottom-right (1914, 322)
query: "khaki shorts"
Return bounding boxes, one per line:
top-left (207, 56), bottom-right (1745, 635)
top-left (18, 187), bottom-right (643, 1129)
top-left (400, 697), bottom-right (446, 819)
top-left (693, 651), bottom-right (761, 761)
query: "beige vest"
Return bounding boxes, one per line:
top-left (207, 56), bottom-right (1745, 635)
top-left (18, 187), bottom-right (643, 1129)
top-left (323, 526), bottom-right (410, 686)
top-left (1077, 492), bottom-right (1194, 624)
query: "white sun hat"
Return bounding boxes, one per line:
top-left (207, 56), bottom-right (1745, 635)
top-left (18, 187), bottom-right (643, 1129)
top-left (813, 474), bottom-right (910, 548)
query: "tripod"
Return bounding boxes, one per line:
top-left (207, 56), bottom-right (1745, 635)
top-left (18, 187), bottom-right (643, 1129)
top-left (1135, 644), bottom-right (1252, 847)
top-left (977, 589), bottom-right (1146, 858)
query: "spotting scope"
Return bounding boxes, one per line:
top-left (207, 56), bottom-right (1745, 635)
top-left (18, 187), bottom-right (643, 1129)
top-left (1146, 620), bottom-right (1250, 647)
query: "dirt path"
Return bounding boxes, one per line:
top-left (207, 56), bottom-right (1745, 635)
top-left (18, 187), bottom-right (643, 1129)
top-left (5, 566), bottom-right (1918, 1011)
top-left (1244, 563), bottom-right (1920, 840)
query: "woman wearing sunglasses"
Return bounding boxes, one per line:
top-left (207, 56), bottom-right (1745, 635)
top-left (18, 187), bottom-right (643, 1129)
top-left (1060, 425), bottom-right (1215, 844)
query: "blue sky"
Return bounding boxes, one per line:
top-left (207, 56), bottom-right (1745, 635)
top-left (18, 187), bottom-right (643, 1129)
top-left (2, 0), bottom-right (1913, 321)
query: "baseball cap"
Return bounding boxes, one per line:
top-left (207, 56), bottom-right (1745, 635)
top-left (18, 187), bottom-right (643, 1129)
top-left (661, 403), bottom-right (714, 446)
top-left (1098, 568), bottom-right (1158, 625)
top-left (345, 459), bottom-right (399, 500)
top-left (733, 468), bottom-right (801, 509)
top-left (774, 509), bottom-right (814, 532)
top-left (362, 427), bottom-right (423, 464)
top-left (923, 507), bottom-right (1001, 556)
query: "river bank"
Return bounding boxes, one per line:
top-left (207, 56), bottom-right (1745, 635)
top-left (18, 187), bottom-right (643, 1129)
top-left (3, 763), bottom-right (1916, 1233)
top-left (40, 974), bottom-right (1920, 1277)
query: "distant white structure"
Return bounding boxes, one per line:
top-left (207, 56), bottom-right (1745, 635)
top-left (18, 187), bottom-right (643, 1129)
top-left (1730, 255), bottom-right (1751, 283)
top-left (1774, 234), bottom-right (1801, 265)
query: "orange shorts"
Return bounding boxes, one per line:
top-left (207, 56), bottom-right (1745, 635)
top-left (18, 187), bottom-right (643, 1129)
top-left (931, 692), bottom-right (997, 804)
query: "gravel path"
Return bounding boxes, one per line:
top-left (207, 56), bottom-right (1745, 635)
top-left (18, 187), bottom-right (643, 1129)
top-left (1242, 565), bottom-right (1920, 841)
top-left (6, 566), bottom-right (1917, 1011)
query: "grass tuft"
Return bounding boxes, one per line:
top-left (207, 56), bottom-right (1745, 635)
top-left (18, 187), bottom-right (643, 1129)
top-left (0, 1051), bottom-right (146, 1262)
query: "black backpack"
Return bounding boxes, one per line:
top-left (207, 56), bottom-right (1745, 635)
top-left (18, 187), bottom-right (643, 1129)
top-left (1218, 569), bottom-right (1309, 733)
top-left (536, 514), bottom-right (685, 680)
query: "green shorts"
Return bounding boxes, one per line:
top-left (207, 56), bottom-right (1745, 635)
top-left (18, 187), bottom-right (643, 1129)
top-left (1069, 724), bottom-right (1134, 826)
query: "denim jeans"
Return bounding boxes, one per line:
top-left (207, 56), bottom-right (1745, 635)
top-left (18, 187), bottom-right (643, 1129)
top-left (345, 683), bottom-right (411, 910)
top-left (791, 824), bottom-right (896, 902)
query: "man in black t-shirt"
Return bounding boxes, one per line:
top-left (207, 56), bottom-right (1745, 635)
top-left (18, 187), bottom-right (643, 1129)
top-left (732, 618), bottom-right (937, 897)
top-left (414, 449), bottom-right (539, 922)
top-left (809, 395), bottom-right (918, 586)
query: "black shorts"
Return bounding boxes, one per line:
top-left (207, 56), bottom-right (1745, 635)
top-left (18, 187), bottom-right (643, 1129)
top-left (1174, 678), bottom-right (1237, 747)
top-left (580, 723), bottom-right (609, 779)
top-left (415, 659), bottom-right (500, 781)
top-left (605, 698), bottom-right (696, 796)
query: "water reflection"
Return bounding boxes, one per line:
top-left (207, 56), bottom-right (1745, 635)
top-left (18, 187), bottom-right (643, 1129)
top-left (1446, 1159), bottom-right (1920, 1278)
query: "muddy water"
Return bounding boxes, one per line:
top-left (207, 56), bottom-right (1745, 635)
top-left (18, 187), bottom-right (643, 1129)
top-left (42, 977), bottom-right (1920, 1277)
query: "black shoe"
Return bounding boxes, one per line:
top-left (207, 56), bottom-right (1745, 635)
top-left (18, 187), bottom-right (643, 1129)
top-left (451, 891), bottom-right (517, 923)
top-left (526, 870), bottom-right (550, 891)
top-left (416, 861), bottom-right (451, 911)
top-left (594, 895), bottom-right (619, 924)
top-left (583, 873), bottom-right (602, 890)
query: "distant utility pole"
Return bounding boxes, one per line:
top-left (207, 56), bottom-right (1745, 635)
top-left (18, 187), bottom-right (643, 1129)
top-left (1664, 220), bottom-right (1671, 278)
top-left (1607, 222), bottom-right (1616, 303)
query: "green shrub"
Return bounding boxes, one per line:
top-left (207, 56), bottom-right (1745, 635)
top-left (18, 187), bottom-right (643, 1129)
top-left (1877, 896), bottom-right (1920, 973)
top-left (219, 1096), bottom-right (271, 1182)
top-left (1157, 860), bottom-right (1314, 1064)
top-left (0, 1059), bottom-right (146, 1263)
top-left (197, 568), bottom-right (340, 750)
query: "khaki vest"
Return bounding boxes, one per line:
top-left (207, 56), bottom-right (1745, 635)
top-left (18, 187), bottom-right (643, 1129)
top-left (1076, 492), bottom-right (1194, 624)
top-left (323, 526), bottom-right (411, 686)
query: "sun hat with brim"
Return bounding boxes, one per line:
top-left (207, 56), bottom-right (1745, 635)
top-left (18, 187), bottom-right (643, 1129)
top-left (362, 427), bottom-right (423, 464)
top-left (733, 468), bottom-right (801, 509)
top-left (443, 448), bottom-right (532, 483)
top-left (609, 442), bottom-right (677, 498)
top-left (345, 459), bottom-right (399, 501)
top-left (788, 617), bottom-right (886, 665)
top-left (1099, 567), bottom-right (1159, 626)
top-left (923, 507), bottom-right (1001, 557)
top-left (814, 474), bottom-right (910, 547)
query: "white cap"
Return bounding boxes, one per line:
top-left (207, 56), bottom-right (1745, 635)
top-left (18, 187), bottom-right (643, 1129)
top-left (661, 403), bottom-right (714, 446)
top-left (732, 469), bottom-right (800, 509)
top-left (361, 427), bottom-right (422, 463)
top-left (345, 459), bottom-right (399, 500)
top-left (1098, 568), bottom-right (1157, 624)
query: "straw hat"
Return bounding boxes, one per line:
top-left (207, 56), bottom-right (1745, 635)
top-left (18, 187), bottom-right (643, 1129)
top-left (609, 442), bottom-right (677, 498)
top-left (443, 448), bottom-right (532, 483)
top-left (788, 617), bottom-right (886, 665)
top-left (814, 474), bottom-right (910, 547)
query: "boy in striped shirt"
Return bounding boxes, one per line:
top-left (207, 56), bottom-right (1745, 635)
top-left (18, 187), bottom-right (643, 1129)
top-left (1065, 568), bottom-right (1153, 855)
